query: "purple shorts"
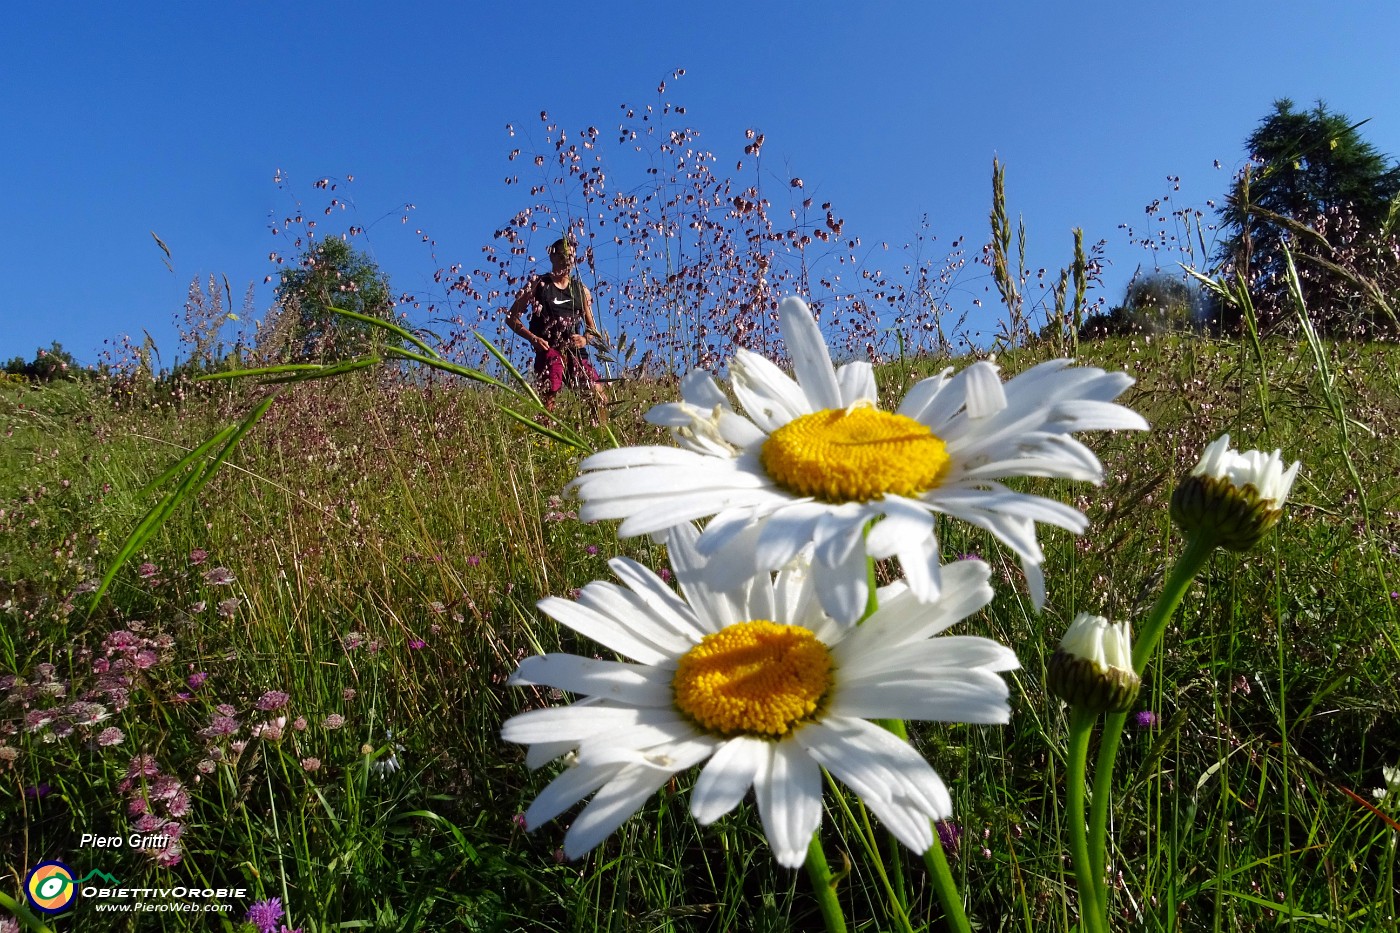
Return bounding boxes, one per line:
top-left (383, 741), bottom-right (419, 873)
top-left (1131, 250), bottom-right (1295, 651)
top-left (534, 347), bottom-right (601, 397)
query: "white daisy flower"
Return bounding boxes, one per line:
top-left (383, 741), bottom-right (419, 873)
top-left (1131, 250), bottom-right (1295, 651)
top-left (502, 524), bottom-right (1019, 868)
top-left (1046, 613), bottom-right (1140, 713)
top-left (1170, 434), bottom-right (1301, 550)
top-left (572, 296), bottom-right (1147, 622)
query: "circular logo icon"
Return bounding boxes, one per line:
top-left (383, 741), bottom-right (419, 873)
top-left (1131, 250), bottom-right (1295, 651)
top-left (25, 861), bottom-right (77, 914)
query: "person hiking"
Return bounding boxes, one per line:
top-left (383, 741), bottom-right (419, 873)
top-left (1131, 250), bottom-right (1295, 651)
top-left (505, 237), bottom-right (608, 420)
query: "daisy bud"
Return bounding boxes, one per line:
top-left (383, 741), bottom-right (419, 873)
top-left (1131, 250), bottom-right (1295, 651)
top-left (1047, 613), bottom-right (1140, 713)
top-left (1171, 434), bottom-right (1299, 551)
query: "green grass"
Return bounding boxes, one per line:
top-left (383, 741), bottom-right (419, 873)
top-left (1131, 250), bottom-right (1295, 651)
top-left (2, 329), bottom-right (1398, 931)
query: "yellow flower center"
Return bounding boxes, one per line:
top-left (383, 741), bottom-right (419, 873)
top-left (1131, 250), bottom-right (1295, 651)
top-left (672, 620), bottom-right (832, 737)
top-left (760, 406), bottom-right (951, 502)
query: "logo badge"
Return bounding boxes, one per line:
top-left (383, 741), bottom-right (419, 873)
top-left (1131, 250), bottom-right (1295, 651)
top-left (25, 860), bottom-right (77, 914)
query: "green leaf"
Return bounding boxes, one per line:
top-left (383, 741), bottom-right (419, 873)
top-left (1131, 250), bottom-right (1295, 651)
top-left (89, 395), bottom-right (276, 613)
top-left (327, 305), bottom-right (439, 358)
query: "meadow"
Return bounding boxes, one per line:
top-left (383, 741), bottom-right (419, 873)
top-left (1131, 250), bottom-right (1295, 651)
top-left (2, 321), bottom-right (1399, 932)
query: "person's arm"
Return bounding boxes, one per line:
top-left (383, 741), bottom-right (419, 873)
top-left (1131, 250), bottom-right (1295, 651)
top-left (506, 279), bottom-right (550, 352)
top-left (578, 283), bottom-right (604, 346)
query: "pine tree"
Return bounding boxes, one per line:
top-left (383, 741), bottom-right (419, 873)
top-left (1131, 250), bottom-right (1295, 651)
top-left (1217, 99), bottom-right (1400, 332)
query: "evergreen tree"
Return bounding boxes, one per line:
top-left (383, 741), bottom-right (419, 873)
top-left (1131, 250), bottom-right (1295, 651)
top-left (274, 237), bottom-right (396, 361)
top-left (1217, 99), bottom-right (1400, 332)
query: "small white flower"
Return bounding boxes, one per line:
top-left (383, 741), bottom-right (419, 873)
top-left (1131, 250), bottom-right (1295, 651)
top-left (1047, 613), bottom-right (1139, 713)
top-left (1191, 434), bottom-right (1300, 507)
top-left (1172, 434), bottom-right (1301, 550)
top-left (1373, 764), bottom-right (1400, 802)
top-left (502, 524), bottom-right (1019, 867)
top-left (572, 297), bottom-right (1146, 622)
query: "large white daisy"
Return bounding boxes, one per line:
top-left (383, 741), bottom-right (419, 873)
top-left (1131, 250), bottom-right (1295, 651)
top-left (502, 524), bottom-right (1018, 868)
top-left (572, 296), bottom-right (1148, 622)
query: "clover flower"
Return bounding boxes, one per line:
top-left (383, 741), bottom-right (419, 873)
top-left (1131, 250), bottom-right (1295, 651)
top-left (571, 297), bottom-right (1145, 622)
top-left (503, 524), bottom-right (1018, 867)
top-left (1171, 434), bottom-right (1300, 550)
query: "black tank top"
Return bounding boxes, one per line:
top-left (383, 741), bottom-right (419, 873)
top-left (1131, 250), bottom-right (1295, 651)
top-left (530, 276), bottom-right (584, 349)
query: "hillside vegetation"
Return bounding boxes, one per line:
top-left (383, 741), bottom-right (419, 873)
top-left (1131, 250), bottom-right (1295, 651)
top-left (2, 329), bottom-right (1398, 931)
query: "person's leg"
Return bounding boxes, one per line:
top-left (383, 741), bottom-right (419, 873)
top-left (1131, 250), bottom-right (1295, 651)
top-left (570, 355), bottom-right (608, 425)
top-left (535, 348), bottom-right (564, 411)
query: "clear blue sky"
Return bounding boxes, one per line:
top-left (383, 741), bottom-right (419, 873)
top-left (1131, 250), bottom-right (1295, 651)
top-left (3, 2), bottom-right (1399, 366)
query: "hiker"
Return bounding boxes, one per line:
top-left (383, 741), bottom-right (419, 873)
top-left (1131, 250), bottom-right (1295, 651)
top-left (505, 237), bottom-right (608, 418)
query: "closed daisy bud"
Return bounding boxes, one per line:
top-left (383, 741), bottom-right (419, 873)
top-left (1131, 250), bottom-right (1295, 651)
top-left (1047, 613), bottom-right (1140, 713)
top-left (1171, 434), bottom-right (1300, 551)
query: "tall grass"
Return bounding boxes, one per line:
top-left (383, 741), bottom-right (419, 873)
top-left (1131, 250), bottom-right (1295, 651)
top-left (4, 313), bottom-right (1399, 930)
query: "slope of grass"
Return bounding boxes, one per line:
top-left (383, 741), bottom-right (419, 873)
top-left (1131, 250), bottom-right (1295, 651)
top-left (2, 331), bottom-right (1397, 931)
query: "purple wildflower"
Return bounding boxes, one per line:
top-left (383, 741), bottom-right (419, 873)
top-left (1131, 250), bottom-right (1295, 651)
top-left (203, 567), bottom-right (235, 585)
top-left (1133, 710), bottom-right (1159, 730)
top-left (188, 548), bottom-right (208, 565)
top-left (127, 754), bottom-right (160, 778)
top-left (585, 545), bottom-right (598, 555)
top-left (97, 726), bottom-right (125, 747)
top-left (246, 898), bottom-right (284, 933)
top-left (935, 820), bottom-right (962, 854)
top-left (137, 562), bottom-right (159, 579)
top-left (408, 638), bottom-right (426, 650)
top-left (216, 598), bottom-right (240, 618)
top-left (257, 690), bottom-right (290, 712)
top-left (187, 671), bottom-right (208, 689)
top-left (23, 783), bottom-right (52, 799)
top-left (322, 714), bottom-right (345, 730)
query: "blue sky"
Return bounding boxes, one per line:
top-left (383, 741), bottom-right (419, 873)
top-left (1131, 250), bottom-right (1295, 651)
top-left (3, 2), bottom-right (1399, 367)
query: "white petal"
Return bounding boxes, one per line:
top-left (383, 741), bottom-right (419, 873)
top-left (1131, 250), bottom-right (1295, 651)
top-left (812, 526), bottom-right (872, 625)
top-left (755, 502), bottom-right (831, 572)
top-left (611, 488), bottom-right (784, 538)
top-left (509, 654), bottom-right (674, 706)
top-left (1048, 398), bottom-right (1150, 432)
top-left (577, 462), bottom-right (769, 499)
top-left (731, 349), bottom-right (811, 432)
top-left (962, 361), bottom-right (1008, 418)
top-left (580, 446), bottom-right (710, 470)
top-left (525, 762), bottom-right (618, 827)
top-left (608, 556), bottom-right (707, 643)
top-left (525, 738), bottom-right (579, 770)
top-left (836, 361), bottom-right (878, 407)
top-left (779, 296), bottom-right (844, 411)
top-left (755, 738), bottom-right (823, 868)
top-left (668, 521), bottom-right (747, 635)
top-left (831, 668), bottom-right (1014, 724)
top-left (537, 595), bottom-right (676, 665)
top-left (838, 635), bottom-right (1020, 682)
top-left (697, 517), bottom-right (772, 597)
top-left (896, 367), bottom-right (954, 421)
top-left (503, 705), bottom-right (684, 746)
top-left (896, 534), bottom-right (943, 603)
top-left (691, 736), bottom-right (769, 824)
top-left (571, 581), bottom-right (694, 657)
top-left (564, 763), bottom-right (678, 858)
top-left (678, 368), bottom-right (730, 410)
top-left (838, 560), bottom-right (993, 653)
top-left (796, 718), bottom-right (951, 853)
top-left (864, 496), bottom-right (935, 560)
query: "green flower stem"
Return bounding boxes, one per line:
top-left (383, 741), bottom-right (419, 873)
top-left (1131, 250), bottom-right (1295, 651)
top-left (804, 831), bottom-right (849, 933)
top-left (920, 825), bottom-right (973, 933)
top-left (876, 717), bottom-right (973, 933)
top-left (1066, 706), bottom-right (1105, 933)
top-left (1088, 531), bottom-right (1218, 906)
top-left (0, 891), bottom-right (55, 933)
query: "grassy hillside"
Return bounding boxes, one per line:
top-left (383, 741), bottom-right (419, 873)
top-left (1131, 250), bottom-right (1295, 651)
top-left (2, 330), bottom-right (1398, 932)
